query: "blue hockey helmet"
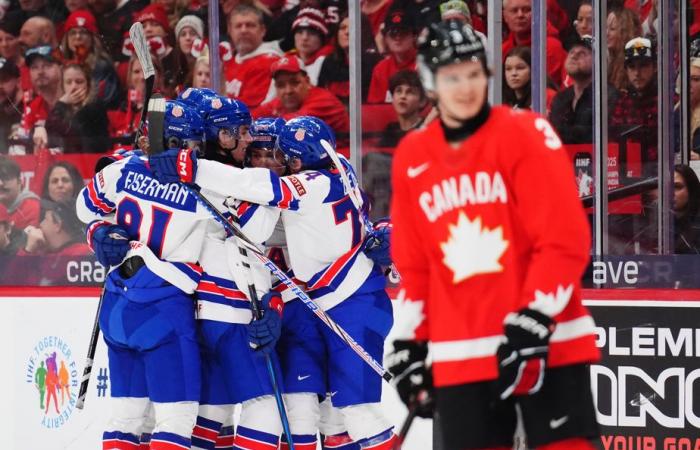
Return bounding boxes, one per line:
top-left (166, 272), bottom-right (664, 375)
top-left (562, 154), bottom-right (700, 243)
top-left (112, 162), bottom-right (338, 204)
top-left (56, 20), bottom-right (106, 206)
top-left (275, 116), bottom-right (334, 169)
top-left (250, 117), bottom-right (286, 150)
top-left (163, 100), bottom-right (205, 148)
top-left (177, 87), bottom-right (218, 117)
top-left (204, 96), bottom-right (253, 142)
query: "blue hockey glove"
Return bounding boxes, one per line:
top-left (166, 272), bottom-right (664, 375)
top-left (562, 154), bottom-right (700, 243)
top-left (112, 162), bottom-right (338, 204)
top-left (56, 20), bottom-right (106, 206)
top-left (496, 308), bottom-right (555, 400)
top-left (148, 147), bottom-right (198, 184)
top-left (88, 221), bottom-right (130, 267)
top-left (247, 292), bottom-right (284, 355)
top-left (362, 218), bottom-right (392, 267)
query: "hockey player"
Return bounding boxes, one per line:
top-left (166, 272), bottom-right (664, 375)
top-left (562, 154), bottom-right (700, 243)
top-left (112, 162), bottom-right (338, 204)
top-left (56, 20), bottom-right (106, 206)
top-left (389, 21), bottom-right (600, 449)
top-left (149, 116), bottom-right (397, 450)
top-left (76, 100), bottom-right (209, 450)
top-left (184, 95), bottom-right (288, 450)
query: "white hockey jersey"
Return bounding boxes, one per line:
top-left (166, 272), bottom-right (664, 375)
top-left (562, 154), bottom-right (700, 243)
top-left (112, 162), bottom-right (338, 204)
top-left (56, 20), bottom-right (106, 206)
top-left (195, 159), bottom-right (383, 311)
top-left (76, 155), bottom-right (220, 293)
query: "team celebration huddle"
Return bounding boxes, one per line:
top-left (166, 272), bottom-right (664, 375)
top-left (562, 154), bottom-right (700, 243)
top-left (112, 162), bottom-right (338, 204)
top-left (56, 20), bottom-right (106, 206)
top-left (75, 14), bottom-right (599, 450)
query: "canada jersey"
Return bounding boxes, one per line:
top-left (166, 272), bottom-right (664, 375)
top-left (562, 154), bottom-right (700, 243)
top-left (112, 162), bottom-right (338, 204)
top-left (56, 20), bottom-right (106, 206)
top-left (76, 155), bottom-right (217, 293)
top-left (196, 159), bottom-right (380, 311)
top-left (391, 106), bottom-right (599, 387)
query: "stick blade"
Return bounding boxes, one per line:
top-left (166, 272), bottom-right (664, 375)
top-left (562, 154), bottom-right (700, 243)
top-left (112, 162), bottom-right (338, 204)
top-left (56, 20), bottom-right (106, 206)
top-left (129, 22), bottom-right (155, 80)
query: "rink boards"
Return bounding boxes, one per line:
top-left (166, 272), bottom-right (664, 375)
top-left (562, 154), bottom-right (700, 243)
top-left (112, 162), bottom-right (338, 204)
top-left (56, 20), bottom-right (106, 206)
top-left (2, 288), bottom-right (699, 449)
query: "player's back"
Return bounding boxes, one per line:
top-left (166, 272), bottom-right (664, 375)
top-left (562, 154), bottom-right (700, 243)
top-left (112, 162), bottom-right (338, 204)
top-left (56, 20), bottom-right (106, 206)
top-left (77, 155), bottom-right (217, 275)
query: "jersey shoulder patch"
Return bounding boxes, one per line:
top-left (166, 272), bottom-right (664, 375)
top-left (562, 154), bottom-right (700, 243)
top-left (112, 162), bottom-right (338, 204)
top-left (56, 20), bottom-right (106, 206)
top-left (287, 175), bottom-right (307, 196)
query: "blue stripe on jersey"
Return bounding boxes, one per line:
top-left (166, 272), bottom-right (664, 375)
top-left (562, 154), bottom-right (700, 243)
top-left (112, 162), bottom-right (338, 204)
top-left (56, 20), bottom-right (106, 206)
top-left (196, 274), bottom-right (250, 309)
top-left (151, 431), bottom-right (191, 449)
top-left (238, 202), bottom-right (259, 227)
top-left (172, 262), bottom-right (204, 284)
top-left (306, 246), bottom-right (363, 299)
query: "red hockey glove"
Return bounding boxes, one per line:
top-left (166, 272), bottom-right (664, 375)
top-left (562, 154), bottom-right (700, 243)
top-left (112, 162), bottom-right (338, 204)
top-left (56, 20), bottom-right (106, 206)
top-left (496, 308), bottom-right (555, 400)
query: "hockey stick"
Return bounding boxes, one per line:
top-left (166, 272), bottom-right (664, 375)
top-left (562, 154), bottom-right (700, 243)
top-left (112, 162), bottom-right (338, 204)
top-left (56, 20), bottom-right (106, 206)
top-left (391, 390), bottom-right (432, 450)
top-left (190, 190), bottom-right (393, 382)
top-left (129, 22), bottom-right (155, 146)
top-left (232, 235), bottom-right (296, 450)
top-left (76, 289), bottom-right (106, 410)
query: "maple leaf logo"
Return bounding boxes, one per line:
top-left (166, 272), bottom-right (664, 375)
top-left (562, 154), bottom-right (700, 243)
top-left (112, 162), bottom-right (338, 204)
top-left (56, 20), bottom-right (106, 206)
top-left (440, 212), bottom-right (508, 283)
top-left (529, 284), bottom-right (574, 317)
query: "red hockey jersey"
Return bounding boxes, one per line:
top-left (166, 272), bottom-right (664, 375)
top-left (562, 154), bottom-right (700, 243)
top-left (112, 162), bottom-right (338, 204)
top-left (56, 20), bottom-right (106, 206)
top-left (391, 106), bottom-right (599, 387)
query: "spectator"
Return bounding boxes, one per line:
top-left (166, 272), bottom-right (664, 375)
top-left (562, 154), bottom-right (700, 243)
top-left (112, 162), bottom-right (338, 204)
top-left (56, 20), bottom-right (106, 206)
top-left (254, 56), bottom-right (349, 146)
top-left (264, 0), bottom-right (323, 52)
top-left (377, 69), bottom-right (426, 148)
top-left (367, 9), bottom-right (418, 104)
top-left (0, 156), bottom-right (40, 229)
top-left (4, 0), bottom-right (67, 28)
top-left (607, 7), bottom-right (642, 91)
top-left (21, 45), bottom-right (63, 150)
top-left (21, 200), bottom-right (90, 260)
top-left (549, 35), bottom-right (596, 144)
top-left (440, 0), bottom-right (486, 31)
top-left (0, 203), bottom-right (26, 256)
top-left (224, 4), bottom-right (281, 108)
top-left (65, 0), bottom-right (89, 13)
top-left (89, 0), bottom-right (148, 64)
top-left (501, 0), bottom-right (568, 87)
top-left (610, 37), bottom-right (659, 171)
top-left (41, 161), bottom-right (84, 204)
top-left (574, 0), bottom-right (593, 37)
top-left (45, 62), bottom-right (110, 153)
top-left (19, 16), bottom-right (57, 51)
top-left (287, 7), bottom-right (331, 85)
top-left (502, 46), bottom-right (556, 111)
top-left (364, 70), bottom-right (426, 219)
top-left (0, 57), bottom-right (23, 151)
top-left (175, 14), bottom-right (204, 68)
top-left (108, 54), bottom-right (164, 144)
top-left (318, 11), bottom-right (381, 105)
top-left (672, 164), bottom-right (700, 254)
top-left (154, 0), bottom-right (189, 30)
top-left (59, 9), bottom-right (122, 108)
top-left (135, 3), bottom-right (188, 98)
top-left (188, 55), bottom-right (211, 88)
top-left (362, 0), bottom-right (394, 41)
top-left (0, 19), bottom-right (22, 66)
top-left (675, 45), bottom-right (700, 160)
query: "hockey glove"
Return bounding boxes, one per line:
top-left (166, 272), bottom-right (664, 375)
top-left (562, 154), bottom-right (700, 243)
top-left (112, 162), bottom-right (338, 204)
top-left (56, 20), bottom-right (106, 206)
top-left (88, 221), bottom-right (130, 267)
top-left (148, 147), bottom-right (197, 184)
top-left (247, 292), bottom-right (284, 355)
top-left (496, 308), bottom-right (555, 400)
top-left (362, 219), bottom-right (392, 267)
top-left (387, 340), bottom-right (434, 418)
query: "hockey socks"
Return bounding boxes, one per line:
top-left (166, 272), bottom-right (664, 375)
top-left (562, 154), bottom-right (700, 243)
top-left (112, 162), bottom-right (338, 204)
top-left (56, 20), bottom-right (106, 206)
top-left (322, 432), bottom-right (359, 450)
top-left (356, 429), bottom-right (396, 450)
top-left (150, 431), bottom-right (191, 450)
top-left (233, 426), bottom-right (279, 450)
top-left (279, 434), bottom-right (316, 450)
top-left (103, 431), bottom-right (141, 450)
top-left (215, 425), bottom-right (235, 450)
top-left (192, 416), bottom-right (223, 450)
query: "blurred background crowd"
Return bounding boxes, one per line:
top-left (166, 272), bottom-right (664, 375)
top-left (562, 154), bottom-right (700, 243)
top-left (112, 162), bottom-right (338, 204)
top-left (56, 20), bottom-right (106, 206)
top-left (1, 0), bottom-right (700, 286)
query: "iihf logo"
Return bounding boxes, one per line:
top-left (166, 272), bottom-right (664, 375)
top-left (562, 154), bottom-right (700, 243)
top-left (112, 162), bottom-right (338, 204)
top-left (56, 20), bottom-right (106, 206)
top-left (25, 336), bottom-right (79, 429)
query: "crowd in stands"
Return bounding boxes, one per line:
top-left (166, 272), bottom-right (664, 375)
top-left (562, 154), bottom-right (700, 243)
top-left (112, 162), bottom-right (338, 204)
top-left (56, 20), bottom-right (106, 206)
top-left (2, 0), bottom-right (700, 286)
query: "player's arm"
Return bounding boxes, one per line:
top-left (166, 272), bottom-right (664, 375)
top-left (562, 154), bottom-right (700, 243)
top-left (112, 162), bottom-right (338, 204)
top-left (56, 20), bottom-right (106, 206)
top-left (496, 113), bottom-right (591, 399)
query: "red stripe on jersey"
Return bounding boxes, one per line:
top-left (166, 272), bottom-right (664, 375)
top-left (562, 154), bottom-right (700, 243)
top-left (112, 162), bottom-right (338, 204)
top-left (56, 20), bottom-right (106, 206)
top-left (237, 201), bottom-right (250, 218)
top-left (192, 424), bottom-right (219, 443)
top-left (149, 439), bottom-right (189, 450)
top-left (185, 262), bottom-right (204, 274)
top-left (197, 280), bottom-right (248, 300)
top-left (307, 241), bottom-right (362, 290)
top-left (103, 439), bottom-right (139, 450)
top-left (87, 180), bottom-right (113, 214)
top-left (277, 180), bottom-right (293, 209)
top-left (233, 434), bottom-right (277, 450)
